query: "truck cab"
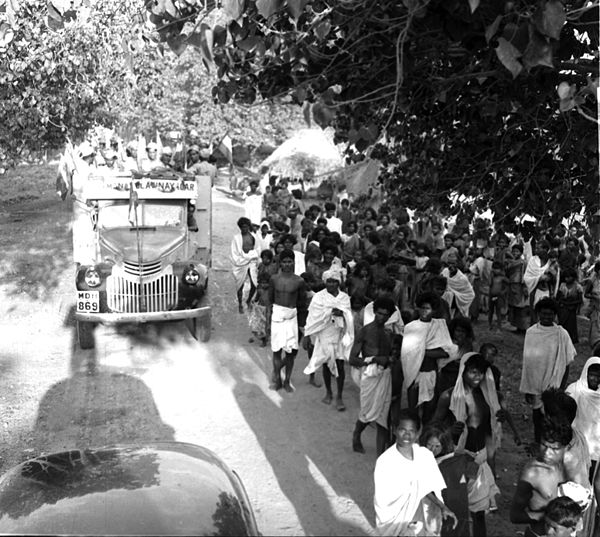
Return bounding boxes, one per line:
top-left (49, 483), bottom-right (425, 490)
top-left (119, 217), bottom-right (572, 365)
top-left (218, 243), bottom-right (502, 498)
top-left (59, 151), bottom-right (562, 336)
top-left (71, 168), bottom-right (211, 348)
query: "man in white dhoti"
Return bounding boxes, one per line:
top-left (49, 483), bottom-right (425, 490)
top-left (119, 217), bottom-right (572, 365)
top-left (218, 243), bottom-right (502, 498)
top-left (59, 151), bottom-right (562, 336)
top-left (350, 296), bottom-right (396, 455)
top-left (269, 249), bottom-right (307, 392)
top-left (401, 293), bottom-right (457, 422)
top-left (374, 409), bottom-right (457, 536)
top-left (230, 217), bottom-right (260, 313)
top-left (441, 257), bottom-right (475, 318)
top-left (520, 297), bottom-right (576, 443)
top-left (304, 267), bottom-right (354, 410)
top-left (243, 180), bottom-right (263, 226)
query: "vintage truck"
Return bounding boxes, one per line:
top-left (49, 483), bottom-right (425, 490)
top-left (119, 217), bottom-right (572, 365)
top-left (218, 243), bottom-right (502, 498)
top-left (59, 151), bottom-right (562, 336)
top-left (70, 168), bottom-right (212, 348)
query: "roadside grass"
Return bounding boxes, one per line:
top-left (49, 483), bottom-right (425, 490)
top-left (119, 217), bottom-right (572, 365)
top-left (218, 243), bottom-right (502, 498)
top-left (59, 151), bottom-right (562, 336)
top-left (0, 164), bottom-right (58, 206)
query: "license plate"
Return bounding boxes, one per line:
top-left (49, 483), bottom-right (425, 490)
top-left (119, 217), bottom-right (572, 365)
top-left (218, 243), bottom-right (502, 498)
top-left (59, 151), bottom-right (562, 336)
top-left (77, 291), bottom-right (100, 313)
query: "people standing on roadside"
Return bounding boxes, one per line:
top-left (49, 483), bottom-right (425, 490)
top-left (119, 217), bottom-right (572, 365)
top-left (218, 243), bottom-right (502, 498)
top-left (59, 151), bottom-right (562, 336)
top-left (349, 296), bottom-right (395, 455)
top-left (520, 297), bottom-right (576, 444)
top-left (303, 268), bottom-right (354, 410)
top-left (230, 217), bottom-right (259, 314)
top-left (268, 249), bottom-right (307, 392)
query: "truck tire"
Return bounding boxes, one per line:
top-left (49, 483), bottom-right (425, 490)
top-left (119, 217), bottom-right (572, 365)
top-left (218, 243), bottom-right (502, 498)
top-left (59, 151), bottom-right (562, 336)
top-left (197, 315), bottom-right (211, 343)
top-left (77, 321), bottom-right (95, 349)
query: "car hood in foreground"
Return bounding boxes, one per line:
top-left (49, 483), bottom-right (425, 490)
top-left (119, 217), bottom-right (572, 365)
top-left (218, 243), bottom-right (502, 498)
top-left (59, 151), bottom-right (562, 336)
top-left (0, 442), bottom-right (258, 536)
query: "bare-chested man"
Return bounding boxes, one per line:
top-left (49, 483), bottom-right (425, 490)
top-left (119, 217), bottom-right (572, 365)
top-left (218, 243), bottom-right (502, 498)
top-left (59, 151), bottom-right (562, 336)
top-left (350, 296), bottom-right (396, 455)
top-left (431, 352), bottom-right (503, 537)
top-left (230, 217), bottom-right (259, 313)
top-left (510, 419), bottom-right (573, 537)
top-left (268, 249), bottom-right (307, 392)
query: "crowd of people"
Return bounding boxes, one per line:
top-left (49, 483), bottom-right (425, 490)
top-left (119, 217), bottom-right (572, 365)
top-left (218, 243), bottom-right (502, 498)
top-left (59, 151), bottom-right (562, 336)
top-left (230, 174), bottom-right (600, 537)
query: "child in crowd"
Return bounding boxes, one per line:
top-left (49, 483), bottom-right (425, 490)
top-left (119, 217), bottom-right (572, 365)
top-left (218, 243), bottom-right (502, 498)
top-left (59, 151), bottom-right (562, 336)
top-left (488, 261), bottom-right (509, 331)
top-left (556, 267), bottom-right (584, 344)
top-left (248, 272), bottom-right (271, 347)
top-left (542, 496), bottom-right (583, 537)
top-left (257, 249), bottom-right (277, 281)
top-left (420, 427), bottom-right (478, 537)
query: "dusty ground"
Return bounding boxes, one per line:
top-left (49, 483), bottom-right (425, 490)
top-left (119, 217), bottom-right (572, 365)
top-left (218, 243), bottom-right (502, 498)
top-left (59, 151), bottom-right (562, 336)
top-left (0, 164), bottom-right (592, 536)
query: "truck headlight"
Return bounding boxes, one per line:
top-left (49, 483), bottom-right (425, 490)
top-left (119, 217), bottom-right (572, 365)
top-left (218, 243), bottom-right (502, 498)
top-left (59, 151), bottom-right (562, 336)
top-left (84, 267), bottom-right (102, 288)
top-left (183, 267), bottom-right (200, 286)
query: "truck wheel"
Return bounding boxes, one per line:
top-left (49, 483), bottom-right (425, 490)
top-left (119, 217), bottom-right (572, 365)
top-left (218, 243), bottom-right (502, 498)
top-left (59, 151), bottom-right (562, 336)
top-left (77, 321), bottom-right (95, 349)
top-left (197, 315), bottom-right (211, 343)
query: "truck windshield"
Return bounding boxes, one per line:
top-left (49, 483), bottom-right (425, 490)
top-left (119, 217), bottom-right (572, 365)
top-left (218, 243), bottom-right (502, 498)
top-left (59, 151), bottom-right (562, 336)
top-left (98, 201), bottom-right (184, 229)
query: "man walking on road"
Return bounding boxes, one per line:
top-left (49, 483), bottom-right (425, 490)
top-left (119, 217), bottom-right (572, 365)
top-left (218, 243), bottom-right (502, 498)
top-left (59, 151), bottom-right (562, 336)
top-left (349, 296), bottom-right (395, 455)
top-left (269, 249), bottom-right (307, 392)
top-left (230, 217), bottom-right (259, 313)
top-left (303, 267), bottom-right (354, 410)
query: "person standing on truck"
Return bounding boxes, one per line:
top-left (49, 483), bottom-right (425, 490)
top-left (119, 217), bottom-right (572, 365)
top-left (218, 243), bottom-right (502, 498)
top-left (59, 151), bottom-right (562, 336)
top-left (231, 217), bottom-right (260, 314)
top-left (268, 249), bottom-right (307, 392)
top-left (187, 147), bottom-right (218, 186)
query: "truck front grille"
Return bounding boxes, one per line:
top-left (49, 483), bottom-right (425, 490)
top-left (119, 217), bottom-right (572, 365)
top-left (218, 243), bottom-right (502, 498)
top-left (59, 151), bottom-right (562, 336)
top-left (124, 260), bottom-right (162, 277)
top-left (107, 275), bottom-right (178, 313)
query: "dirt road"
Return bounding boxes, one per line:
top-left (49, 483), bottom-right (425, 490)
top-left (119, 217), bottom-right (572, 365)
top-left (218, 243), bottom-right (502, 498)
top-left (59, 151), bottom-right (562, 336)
top-left (0, 180), bottom-right (374, 536)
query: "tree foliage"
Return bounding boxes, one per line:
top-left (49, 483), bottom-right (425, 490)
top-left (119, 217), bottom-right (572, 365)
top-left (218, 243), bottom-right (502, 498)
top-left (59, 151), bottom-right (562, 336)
top-left (0, 0), bottom-right (148, 163)
top-left (145, 0), bottom-right (599, 230)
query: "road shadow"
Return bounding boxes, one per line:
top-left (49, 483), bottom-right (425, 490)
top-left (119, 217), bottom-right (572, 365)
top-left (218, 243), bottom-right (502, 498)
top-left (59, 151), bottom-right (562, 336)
top-left (224, 348), bottom-right (376, 536)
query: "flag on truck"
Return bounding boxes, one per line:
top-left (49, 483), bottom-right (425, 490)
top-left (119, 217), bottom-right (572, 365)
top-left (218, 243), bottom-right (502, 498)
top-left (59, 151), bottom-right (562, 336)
top-left (216, 134), bottom-right (233, 165)
top-left (128, 181), bottom-right (139, 226)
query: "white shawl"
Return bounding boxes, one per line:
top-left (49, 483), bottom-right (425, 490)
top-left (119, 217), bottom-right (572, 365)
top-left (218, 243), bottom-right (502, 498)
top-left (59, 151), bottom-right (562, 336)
top-left (523, 255), bottom-right (550, 295)
top-left (441, 268), bottom-right (475, 317)
top-left (449, 352), bottom-right (502, 452)
top-left (520, 323), bottom-right (576, 395)
top-left (363, 301), bottom-right (404, 334)
top-left (401, 319), bottom-right (457, 405)
top-left (374, 444), bottom-right (446, 536)
top-left (303, 288), bottom-right (354, 376)
top-left (567, 357), bottom-right (600, 460)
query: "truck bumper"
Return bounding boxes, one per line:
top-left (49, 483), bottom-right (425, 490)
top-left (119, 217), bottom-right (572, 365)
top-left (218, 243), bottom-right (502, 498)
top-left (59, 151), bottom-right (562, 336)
top-left (75, 306), bottom-right (211, 324)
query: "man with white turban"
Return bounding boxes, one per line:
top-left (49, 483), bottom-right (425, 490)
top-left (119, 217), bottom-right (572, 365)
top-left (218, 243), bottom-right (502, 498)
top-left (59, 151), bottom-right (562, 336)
top-left (304, 267), bottom-right (354, 411)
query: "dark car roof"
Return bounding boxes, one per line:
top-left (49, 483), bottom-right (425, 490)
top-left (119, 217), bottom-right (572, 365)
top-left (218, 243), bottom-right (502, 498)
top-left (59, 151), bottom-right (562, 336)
top-left (0, 442), bottom-right (259, 536)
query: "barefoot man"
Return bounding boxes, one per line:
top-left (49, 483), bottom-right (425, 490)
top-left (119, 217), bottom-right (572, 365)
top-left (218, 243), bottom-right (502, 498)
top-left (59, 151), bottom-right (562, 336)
top-left (350, 296), bottom-right (396, 456)
top-left (304, 267), bottom-right (354, 410)
top-left (230, 217), bottom-right (259, 313)
top-left (269, 249), bottom-right (307, 392)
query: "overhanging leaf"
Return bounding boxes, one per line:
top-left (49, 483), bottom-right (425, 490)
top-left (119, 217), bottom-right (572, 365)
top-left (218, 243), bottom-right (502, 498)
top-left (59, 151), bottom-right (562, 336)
top-left (222, 0), bottom-right (244, 21)
top-left (167, 34), bottom-right (187, 56)
top-left (468, 0), bottom-right (480, 13)
top-left (256, 0), bottom-right (283, 19)
top-left (532, 0), bottom-right (565, 40)
top-left (47, 1), bottom-right (62, 22)
top-left (287, 0), bottom-right (308, 20)
top-left (485, 15), bottom-right (502, 43)
top-left (495, 37), bottom-right (523, 78)
top-left (522, 30), bottom-right (553, 70)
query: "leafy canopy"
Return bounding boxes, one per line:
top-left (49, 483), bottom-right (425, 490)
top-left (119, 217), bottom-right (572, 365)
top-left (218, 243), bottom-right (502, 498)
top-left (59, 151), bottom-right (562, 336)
top-left (145, 0), bottom-right (599, 230)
